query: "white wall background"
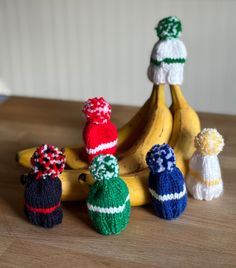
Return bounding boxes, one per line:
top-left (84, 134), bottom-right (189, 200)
top-left (0, 0), bottom-right (235, 114)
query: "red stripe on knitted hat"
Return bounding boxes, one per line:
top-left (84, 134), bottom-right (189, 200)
top-left (25, 201), bottom-right (61, 214)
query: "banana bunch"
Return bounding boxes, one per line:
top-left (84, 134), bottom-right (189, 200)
top-left (16, 84), bottom-right (200, 206)
top-left (169, 85), bottom-right (201, 175)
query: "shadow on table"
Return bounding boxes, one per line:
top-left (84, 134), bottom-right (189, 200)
top-left (0, 186), bottom-right (27, 223)
top-left (62, 201), bottom-right (93, 230)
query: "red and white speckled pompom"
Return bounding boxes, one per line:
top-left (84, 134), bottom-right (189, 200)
top-left (82, 97), bottom-right (111, 124)
top-left (31, 144), bottom-right (66, 179)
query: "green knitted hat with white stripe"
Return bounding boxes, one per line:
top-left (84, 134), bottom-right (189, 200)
top-left (155, 16), bottom-right (182, 40)
top-left (87, 154), bottom-right (130, 235)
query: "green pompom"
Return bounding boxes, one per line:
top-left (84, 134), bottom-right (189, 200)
top-left (155, 16), bottom-right (182, 40)
top-left (89, 154), bottom-right (119, 181)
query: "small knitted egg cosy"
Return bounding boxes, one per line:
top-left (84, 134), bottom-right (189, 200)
top-left (146, 144), bottom-right (187, 220)
top-left (147, 16), bottom-right (187, 85)
top-left (87, 154), bottom-right (130, 235)
top-left (82, 97), bottom-right (118, 163)
top-left (21, 144), bottom-right (65, 228)
top-left (186, 128), bottom-right (224, 201)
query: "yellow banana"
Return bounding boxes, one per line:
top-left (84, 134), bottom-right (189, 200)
top-left (117, 88), bottom-right (155, 152)
top-left (65, 87), bottom-right (158, 167)
top-left (17, 85), bottom-right (173, 174)
top-left (18, 156), bottom-right (150, 205)
top-left (64, 146), bottom-right (88, 169)
top-left (16, 88), bottom-right (157, 169)
top-left (15, 145), bottom-right (86, 169)
top-left (169, 85), bottom-right (201, 176)
top-left (16, 85), bottom-right (199, 207)
top-left (17, 153), bottom-right (151, 206)
top-left (60, 169), bottom-right (90, 201)
top-left (15, 146), bottom-right (87, 170)
top-left (60, 168), bottom-right (150, 206)
top-left (16, 147), bottom-right (36, 168)
top-left (117, 84), bottom-right (173, 174)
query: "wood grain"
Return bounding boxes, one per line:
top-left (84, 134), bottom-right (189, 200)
top-left (0, 97), bottom-right (235, 268)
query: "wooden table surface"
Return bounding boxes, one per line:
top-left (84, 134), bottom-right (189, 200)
top-left (0, 97), bottom-right (235, 268)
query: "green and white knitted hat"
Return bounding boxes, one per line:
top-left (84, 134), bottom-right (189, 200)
top-left (155, 16), bottom-right (182, 40)
top-left (87, 154), bottom-right (130, 235)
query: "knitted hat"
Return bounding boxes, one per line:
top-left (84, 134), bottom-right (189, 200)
top-left (146, 144), bottom-right (187, 220)
top-left (21, 144), bottom-right (66, 228)
top-left (82, 97), bottom-right (118, 163)
top-left (87, 154), bottom-right (130, 235)
top-left (155, 16), bottom-right (182, 40)
top-left (187, 128), bottom-right (224, 201)
top-left (148, 16), bottom-right (186, 85)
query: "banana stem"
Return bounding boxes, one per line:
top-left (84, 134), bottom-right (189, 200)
top-left (78, 172), bottom-right (94, 186)
top-left (153, 84), bottom-right (166, 108)
top-left (149, 84), bottom-right (156, 100)
top-left (170, 85), bottom-right (188, 109)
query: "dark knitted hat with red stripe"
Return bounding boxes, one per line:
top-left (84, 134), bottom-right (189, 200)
top-left (21, 144), bottom-right (66, 228)
top-left (82, 97), bottom-right (118, 163)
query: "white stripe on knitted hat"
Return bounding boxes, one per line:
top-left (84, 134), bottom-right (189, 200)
top-left (149, 185), bottom-right (186, 202)
top-left (87, 195), bottom-right (130, 214)
top-left (86, 139), bottom-right (118, 155)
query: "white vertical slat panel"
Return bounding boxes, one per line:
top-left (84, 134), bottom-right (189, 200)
top-left (62, 0), bottom-right (82, 99)
top-left (1, 0), bottom-right (23, 92)
top-left (14, 0), bottom-right (33, 96)
top-left (0, 0), bottom-right (235, 114)
top-left (0, 1), bottom-right (12, 92)
top-left (41, 0), bottom-right (58, 98)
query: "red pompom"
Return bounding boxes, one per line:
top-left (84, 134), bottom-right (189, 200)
top-left (82, 97), bottom-right (111, 124)
top-left (31, 144), bottom-right (66, 179)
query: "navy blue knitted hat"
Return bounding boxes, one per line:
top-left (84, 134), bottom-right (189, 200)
top-left (146, 144), bottom-right (187, 220)
top-left (21, 144), bottom-right (66, 228)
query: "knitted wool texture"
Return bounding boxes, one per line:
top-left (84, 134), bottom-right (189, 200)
top-left (147, 16), bottom-right (187, 85)
top-left (82, 97), bottom-right (118, 163)
top-left (22, 144), bottom-right (65, 228)
top-left (146, 144), bottom-right (187, 220)
top-left (87, 154), bottom-right (130, 235)
top-left (186, 128), bottom-right (224, 201)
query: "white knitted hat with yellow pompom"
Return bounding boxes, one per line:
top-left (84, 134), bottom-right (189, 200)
top-left (186, 128), bottom-right (224, 201)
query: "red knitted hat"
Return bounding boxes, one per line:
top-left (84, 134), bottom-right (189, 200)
top-left (82, 97), bottom-right (118, 162)
top-left (82, 97), bottom-right (111, 124)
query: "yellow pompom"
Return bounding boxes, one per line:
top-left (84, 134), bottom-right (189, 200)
top-left (194, 128), bottom-right (224, 156)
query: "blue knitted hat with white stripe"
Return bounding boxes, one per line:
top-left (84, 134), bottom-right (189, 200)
top-left (146, 144), bottom-right (187, 220)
